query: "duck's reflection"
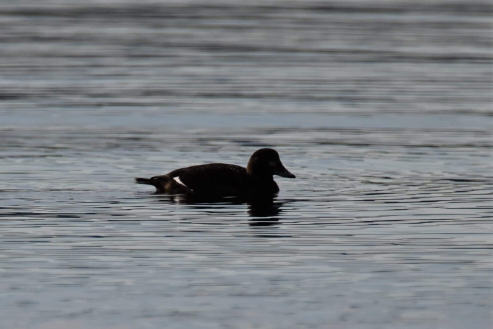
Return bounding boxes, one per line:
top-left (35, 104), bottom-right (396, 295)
top-left (247, 196), bottom-right (282, 226)
top-left (155, 193), bottom-right (284, 226)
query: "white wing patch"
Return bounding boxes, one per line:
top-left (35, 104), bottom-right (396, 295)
top-left (173, 176), bottom-right (188, 188)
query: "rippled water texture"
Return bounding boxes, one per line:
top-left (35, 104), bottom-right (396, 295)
top-left (1, 1), bottom-right (492, 328)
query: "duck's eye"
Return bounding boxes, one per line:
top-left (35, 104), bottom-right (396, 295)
top-left (269, 161), bottom-right (276, 167)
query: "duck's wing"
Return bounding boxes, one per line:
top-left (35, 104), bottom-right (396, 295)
top-left (166, 163), bottom-right (248, 195)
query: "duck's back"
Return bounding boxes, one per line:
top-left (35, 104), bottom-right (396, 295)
top-left (167, 163), bottom-right (250, 196)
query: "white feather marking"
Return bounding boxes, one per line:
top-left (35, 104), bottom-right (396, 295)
top-left (173, 176), bottom-right (188, 188)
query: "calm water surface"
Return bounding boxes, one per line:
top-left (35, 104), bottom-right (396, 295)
top-left (1, 1), bottom-right (492, 328)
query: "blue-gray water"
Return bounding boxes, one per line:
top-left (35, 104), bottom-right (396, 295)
top-left (1, 1), bottom-right (492, 328)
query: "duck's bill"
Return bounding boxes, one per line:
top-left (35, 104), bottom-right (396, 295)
top-left (274, 165), bottom-right (296, 178)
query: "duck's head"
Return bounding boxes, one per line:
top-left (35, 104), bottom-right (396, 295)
top-left (246, 148), bottom-right (296, 179)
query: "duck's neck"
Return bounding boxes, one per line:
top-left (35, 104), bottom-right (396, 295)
top-left (247, 160), bottom-right (273, 179)
top-left (247, 170), bottom-right (274, 181)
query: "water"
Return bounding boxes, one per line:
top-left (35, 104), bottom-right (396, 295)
top-left (1, 1), bottom-right (492, 328)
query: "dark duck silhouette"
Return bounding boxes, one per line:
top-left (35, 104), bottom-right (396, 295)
top-left (135, 148), bottom-right (295, 197)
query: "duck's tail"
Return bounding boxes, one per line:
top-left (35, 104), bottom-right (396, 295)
top-left (135, 176), bottom-right (192, 194)
top-left (135, 177), bottom-right (153, 185)
top-left (135, 175), bottom-right (174, 193)
top-left (135, 177), bottom-right (167, 192)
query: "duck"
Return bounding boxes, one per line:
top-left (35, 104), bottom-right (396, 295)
top-left (135, 148), bottom-right (295, 196)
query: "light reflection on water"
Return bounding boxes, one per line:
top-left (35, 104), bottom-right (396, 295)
top-left (1, 1), bottom-right (492, 328)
